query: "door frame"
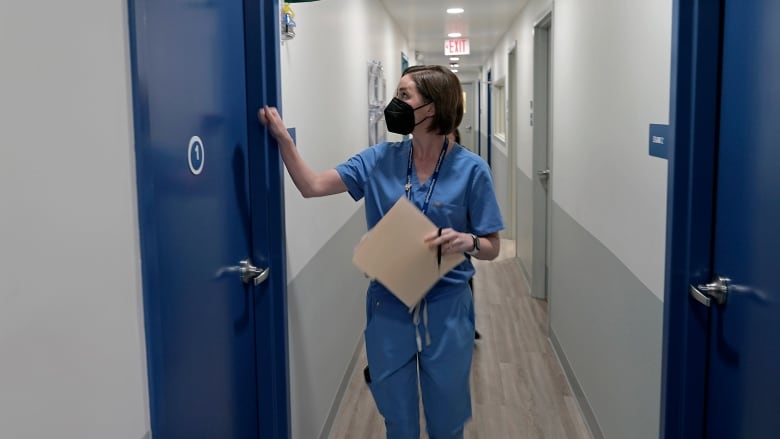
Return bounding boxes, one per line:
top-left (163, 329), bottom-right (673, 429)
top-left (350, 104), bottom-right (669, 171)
top-left (477, 79), bottom-right (482, 157)
top-left (127, 0), bottom-right (291, 437)
top-left (244, 0), bottom-right (292, 437)
top-left (507, 45), bottom-right (518, 244)
top-left (486, 69), bottom-right (493, 168)
top-left (531, 11), bottom-right (552, 300)
top-left (660, 0), bottom-right (723, 437)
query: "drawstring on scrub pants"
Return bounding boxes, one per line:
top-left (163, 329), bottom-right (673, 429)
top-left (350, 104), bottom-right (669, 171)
top-left (410, 299), bottom-right (432, 351)
top-left (410, 224), bottom-right (442, 351)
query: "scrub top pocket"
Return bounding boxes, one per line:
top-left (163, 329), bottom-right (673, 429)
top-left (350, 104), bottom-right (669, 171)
top-left (428, 202), bottom-right (468, 232)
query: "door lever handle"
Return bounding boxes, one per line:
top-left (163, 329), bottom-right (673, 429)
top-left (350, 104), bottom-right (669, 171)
top-left (537, 169), bottom-right (550, 177)
top-left (689, 275), bottom-right (730, 307)
top-left (216, 259), bottom-right (270, 286)
top-left (239, 259), bottom-right (270, 286)
top-left (689, 285), bottom-right (713, 307)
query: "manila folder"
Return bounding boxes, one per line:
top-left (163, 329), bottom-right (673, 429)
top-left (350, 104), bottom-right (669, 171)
top-left (352, 197), bottom-right (465, 308)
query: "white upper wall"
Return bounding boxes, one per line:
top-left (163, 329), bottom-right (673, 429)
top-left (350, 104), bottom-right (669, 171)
top-left (552, 0), bottom-right (671, 298)
top-left (0, 2), bottom-right (150, 438)
top-left (488, 0), bottom-right (671, 298)
top-left (279, 0), bottom-right (410, 280)
top-left (505, 1), bottom-right (554, 177)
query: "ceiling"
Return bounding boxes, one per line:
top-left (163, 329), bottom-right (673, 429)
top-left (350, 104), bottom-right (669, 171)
top-left (379, 0), bottom-right (530, 83)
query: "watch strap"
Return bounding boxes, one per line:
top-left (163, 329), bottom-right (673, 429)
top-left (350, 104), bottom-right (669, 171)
top-left (466, 234), bottom-right (480, 256)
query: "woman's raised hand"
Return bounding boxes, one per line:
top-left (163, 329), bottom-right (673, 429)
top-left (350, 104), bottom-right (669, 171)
top-left (257, 106), bottom-right (290, 142)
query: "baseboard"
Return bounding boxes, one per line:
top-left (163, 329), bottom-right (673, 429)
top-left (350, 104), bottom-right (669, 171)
top-left (549, 328), bottom-right (605, 439)
top-left (318, 334), bottom-right (365, 439)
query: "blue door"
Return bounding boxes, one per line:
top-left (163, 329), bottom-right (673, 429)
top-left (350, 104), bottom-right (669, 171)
top-left (703, 1), bottom-right (780, 437)
top-left (128, 0), bottom-right (289, 437)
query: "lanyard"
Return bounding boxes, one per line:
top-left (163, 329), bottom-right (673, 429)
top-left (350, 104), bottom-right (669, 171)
top-left (405, 138), bottom-right (449, 214)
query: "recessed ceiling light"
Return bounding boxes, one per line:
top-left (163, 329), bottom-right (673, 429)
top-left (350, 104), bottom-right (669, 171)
top-left (449, 57), bottom-right (460, 61)
top-left (451, 69), bottom-right (459, 73)
top-left (450, 63), bottom-right (459, 68)
top-left (447, 8), bottom-right (465, 14)
top-left (448, 32), bottom-right (462, 38)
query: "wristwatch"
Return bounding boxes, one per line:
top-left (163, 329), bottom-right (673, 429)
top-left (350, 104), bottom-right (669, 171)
top-left (466, 234), bottom-right (480, 256)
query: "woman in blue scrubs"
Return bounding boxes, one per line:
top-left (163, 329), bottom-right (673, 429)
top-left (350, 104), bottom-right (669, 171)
top-left (259, 65), bottom-right (503, 439)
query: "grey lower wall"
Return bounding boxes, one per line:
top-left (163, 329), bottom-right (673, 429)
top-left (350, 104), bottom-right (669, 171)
top-left (548, 203), bottom-right (663, 439)
top-left (287, 206), bottom-right (368, 439)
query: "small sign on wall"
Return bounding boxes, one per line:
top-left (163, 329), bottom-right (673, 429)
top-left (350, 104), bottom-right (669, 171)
top-left (287, 127), bottom-right (296, 146)
top-left (649, 124), bottom-right (669, 159)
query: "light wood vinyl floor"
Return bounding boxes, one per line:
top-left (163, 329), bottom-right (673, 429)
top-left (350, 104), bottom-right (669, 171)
top-left (328, 240), bottom-right (592, 439)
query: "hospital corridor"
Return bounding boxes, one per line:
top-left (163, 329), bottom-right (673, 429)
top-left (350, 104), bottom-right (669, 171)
top-left (2, 0), bottom-right (779, 438)
top-left (329, 240), bottom-right (591, 438)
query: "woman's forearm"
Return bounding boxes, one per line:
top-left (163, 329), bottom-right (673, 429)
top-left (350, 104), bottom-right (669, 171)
top-left (259, 106), bottom-right (346, 197)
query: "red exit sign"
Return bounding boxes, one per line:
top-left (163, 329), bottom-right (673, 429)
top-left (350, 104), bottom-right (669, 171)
top-left (444, 39), bottom-right (470, 56)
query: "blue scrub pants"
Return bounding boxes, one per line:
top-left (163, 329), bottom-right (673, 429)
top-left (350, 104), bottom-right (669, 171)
top-left (365, 283), bottom-right (474, 439)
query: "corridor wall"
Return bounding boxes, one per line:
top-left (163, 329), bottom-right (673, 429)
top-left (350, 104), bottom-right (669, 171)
top-left (1, 2), bottom-right (150, 438)
top-left (276, 1), bottom-right (411, 437)
top-left (0, 1), bottom-right (410, 438)
top-left (485, 0), bottom-right (672, 437)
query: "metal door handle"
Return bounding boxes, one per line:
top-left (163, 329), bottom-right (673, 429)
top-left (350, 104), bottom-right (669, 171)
top-left (689, 275), bottom-right (730, 307)
top-left (689, 285), bottom-right (713, 307)
top-left (537, 169), bottom-right (550, 177)
top-left (238, 259), bottom-right (270, 286)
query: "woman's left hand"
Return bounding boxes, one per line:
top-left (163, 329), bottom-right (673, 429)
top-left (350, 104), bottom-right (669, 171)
top-left (424, 228), bottom-right (469, 255)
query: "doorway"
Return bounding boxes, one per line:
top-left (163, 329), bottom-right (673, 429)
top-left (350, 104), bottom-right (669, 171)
top-left (662, 0), bottom-right (780, 437)
top-left (460, 81), bottom-right (478, 153)
top-left (531, 12), bottom-right (552, 300)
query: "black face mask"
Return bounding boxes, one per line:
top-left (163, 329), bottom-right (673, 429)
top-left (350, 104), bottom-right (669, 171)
top-left (384, 98), bottom-right (432, 135)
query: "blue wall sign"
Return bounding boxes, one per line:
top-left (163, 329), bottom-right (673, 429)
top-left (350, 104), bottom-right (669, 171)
top-left (649, 124), bottom-right (669, 159)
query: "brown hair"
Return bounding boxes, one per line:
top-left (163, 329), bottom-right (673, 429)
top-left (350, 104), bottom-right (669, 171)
top-left (402, 65), bottom-right (464, 135)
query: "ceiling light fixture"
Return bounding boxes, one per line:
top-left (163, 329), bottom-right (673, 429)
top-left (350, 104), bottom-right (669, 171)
top-left (451, 69), bottom-right (459, 73)
top-left (450, 63), bottom-right (459, 68)
top-left (447, 8), bottom-right (465, 14)
top-left (449, 57), bottom-right (460, 61)
top-left (448, 32), bottom-right (462, 38)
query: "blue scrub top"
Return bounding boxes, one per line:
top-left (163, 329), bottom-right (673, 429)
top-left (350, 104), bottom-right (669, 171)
top-left (336, 139), bottom-right (504, 297)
